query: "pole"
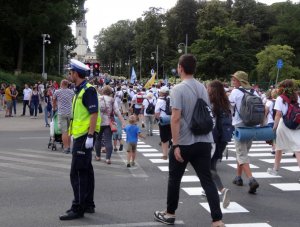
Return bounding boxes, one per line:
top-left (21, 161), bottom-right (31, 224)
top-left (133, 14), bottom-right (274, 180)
top-left (275, 68), bottom-right (280, 86)
top-left (156, 45), bottom-right (158, 80)
top-left (139, 49), bottom-right (142, 81)
top-left (58, 43), bottom-right (61, 75)
top-left (42, 36), bottom-right (45, 78)
top-left (185, 33), bottom-right (188, 54)
top-left (129, 56), bottom-right (131, 79)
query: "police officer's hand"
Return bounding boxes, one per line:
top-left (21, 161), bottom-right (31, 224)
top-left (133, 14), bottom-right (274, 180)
top-left (85, 137), bottom-right (94, 149)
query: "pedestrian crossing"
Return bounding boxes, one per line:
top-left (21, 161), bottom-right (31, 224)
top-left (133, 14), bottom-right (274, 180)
top-left (133, 136), bottom-right (300, 227)
top-left (0, 147), bottom-right (131, 179)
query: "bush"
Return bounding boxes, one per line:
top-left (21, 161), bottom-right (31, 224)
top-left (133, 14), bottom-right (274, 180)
top-left (0, 70), bottom-right (63, 98)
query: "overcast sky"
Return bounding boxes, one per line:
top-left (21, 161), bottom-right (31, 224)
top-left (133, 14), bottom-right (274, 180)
top-left (79, 0), bottom-right (294, 50)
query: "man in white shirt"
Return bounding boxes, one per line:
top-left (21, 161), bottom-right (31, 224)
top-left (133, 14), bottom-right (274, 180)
top-left (228, 71), bottom-right (259, 194)
top-left (21, 84), bottom-right (32, 116)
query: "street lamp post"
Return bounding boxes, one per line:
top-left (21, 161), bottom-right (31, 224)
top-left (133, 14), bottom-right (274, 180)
top-left (151, 45), bottom-right (159, 80)
top-left (177, 34), bottom-right (188, 54)
top-left (42, 34), bottom-right (51, 80)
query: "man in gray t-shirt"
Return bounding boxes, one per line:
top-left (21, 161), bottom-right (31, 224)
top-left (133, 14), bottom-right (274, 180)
top-left (154, 54), bottom-right (224, 227)
top-left (53, 79), bottom-right (74, 153)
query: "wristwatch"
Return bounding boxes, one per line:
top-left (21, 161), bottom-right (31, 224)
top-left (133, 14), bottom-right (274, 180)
top-left (87, 134), bottom-right (93, 138)
top-left (172, 144), bottom-right (180, 149)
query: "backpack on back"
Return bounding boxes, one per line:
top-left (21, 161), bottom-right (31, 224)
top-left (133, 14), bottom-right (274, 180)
top-left (145, 99), bottom-right (155, 115)
top-left (136, 93), bottom-right (144, 104)
top-left (218, 111), bottom-right (234, 142)
top-left (237, 88), bottom-right (265, 126)
top-left (164, 97), bottom-right (172, 115)
top-left (190, 98), bottom-right (214, 135)
top-left (281, 94), bottom-right (300, 130)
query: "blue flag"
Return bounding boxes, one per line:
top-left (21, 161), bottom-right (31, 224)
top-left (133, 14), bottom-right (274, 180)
top-left (130, 66), bottom-right (137, 83)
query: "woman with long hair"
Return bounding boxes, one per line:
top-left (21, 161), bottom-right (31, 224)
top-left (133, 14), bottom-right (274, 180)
top-left (207, 80), bottom-right (232, 208)
top-left (267, 79), bottom-right (300, 181)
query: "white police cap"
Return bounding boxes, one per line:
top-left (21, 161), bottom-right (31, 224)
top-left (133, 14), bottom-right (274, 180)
top-left (68, 59), bottom-right (90, 76)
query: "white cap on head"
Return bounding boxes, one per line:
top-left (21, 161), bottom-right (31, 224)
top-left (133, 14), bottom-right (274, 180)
top-left (160, 86), bottom-right (169, 94)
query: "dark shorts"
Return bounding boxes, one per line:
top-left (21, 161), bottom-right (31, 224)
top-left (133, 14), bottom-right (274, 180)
top-left (133, 107), bottom-right (141, 116)
top-left (159, 124), bottom-right (172, 143)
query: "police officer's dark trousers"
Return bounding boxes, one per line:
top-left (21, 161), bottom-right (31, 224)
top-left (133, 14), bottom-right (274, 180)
top-left (70, 134), bottom-right (95, 214)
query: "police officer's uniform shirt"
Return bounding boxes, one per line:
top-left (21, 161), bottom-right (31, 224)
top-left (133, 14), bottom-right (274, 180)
top-left (75, 81), bottom-right (98, 114)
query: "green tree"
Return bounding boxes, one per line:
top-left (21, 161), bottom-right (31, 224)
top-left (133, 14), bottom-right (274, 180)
top-left (0, 0), bottom-right (85, 74)
top-left (95, 20), bottom-right (135, 76)
top-left (191, 22), bottom-right (256, 80)
top-left (269, 2), bottom-right (300, 66)
top-left (256, 45), bottom-right (300, 82)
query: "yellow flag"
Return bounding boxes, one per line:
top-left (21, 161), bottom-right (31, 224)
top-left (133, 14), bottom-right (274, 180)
top-left (144, 73), bottom-right (156, 89)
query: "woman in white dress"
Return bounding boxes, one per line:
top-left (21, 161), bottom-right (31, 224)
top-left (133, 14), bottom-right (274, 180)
top-left (267, 79), bottom-right (300, 182)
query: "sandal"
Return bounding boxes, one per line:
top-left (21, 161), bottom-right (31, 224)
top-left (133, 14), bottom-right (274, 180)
top-left (95, 156), bottom-right (101, 161)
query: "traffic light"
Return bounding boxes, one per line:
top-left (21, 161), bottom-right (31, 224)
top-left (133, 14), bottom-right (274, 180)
top-left (93, 63), bottom-right (100, 76)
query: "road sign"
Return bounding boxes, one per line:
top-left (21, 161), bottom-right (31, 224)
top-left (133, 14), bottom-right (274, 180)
top-left (276, 59), bottom-right (283, 69)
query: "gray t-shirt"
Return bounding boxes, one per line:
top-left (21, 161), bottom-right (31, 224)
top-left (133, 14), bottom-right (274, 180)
top-left (170, 78), bottom-right (214, 145)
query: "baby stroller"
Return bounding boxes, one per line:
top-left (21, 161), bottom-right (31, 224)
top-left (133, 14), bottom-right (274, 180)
top-left (48, 111), bottom-right (63, 151)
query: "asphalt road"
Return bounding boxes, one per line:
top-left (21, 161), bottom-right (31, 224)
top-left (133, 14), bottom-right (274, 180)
top-left (0, 108), bottom-right (299, 227)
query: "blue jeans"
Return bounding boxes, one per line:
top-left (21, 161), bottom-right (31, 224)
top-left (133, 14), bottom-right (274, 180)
top-left (30, 101), bottom-right (39, 116)
top-left (44, 105), bottom-right (52, 125)
top-left (12, 99), bottom-right (17, 114)
top-left (95, 126), bottom-right (113, 160)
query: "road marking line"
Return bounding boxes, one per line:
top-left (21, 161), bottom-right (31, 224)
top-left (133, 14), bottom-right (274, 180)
top-left (227, 163), bottom-right (259, 169)
top-left (260, 158), bottom-right (297, 163)
top-left (270, 183), bottom-right (300, 191)
top-left (19, 137), bottom-right (49, 139)
top-left (225, 223), bottom-right (272, 227)
top-left (68, 220), bottom-right (185, 227)
top-left (200, 202), bottom-right (249, 213)
top-left (149, 159), bottom-right (169, 164)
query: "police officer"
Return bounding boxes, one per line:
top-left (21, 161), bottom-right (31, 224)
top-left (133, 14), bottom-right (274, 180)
top-left (59, 59), bottom-right (101, 221)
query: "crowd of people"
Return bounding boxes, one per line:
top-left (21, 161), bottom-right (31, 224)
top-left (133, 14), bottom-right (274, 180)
top-left (1, 55), bottom-right (300, 226)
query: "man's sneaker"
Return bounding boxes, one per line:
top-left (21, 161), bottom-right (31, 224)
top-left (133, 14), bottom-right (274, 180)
top-left (126, 163), bottom-right (131, 168)
top-left (154, 210), bottom-right (175, 225)
top-left (142, 123), bottom-right (145, 128)
top-left (119, 144), bottom-right (123, 151)
top-left (222, 188), bottom-right (231, 209)
top-left (248, 178), bottom-right (259, 194)
top-left (113, 148), bottom-right (118, 152)
top-left (271, 150), bottom-right (275, 155)
top-left (232, 176), bottom-right (243, 186)
top-left (267, 168), bottom-right (278, 176)
top-left (131, 161), bottom-right (135, 166)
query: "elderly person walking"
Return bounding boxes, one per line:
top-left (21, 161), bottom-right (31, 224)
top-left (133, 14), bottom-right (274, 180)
top-left (95, 85), bottom-right (126, 164)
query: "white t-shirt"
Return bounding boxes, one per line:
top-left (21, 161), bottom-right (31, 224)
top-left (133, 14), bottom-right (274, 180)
top-left (23, 88), bottom-right (32, 101)
top-left (229, 87), bottom-right (259, 126)
top-left (274, 96), bottom-right (289, 116)
top-left (265, 99), bottom-right (274, 124)
top-left (142, 98), bottom-right (156, 116)
top-left (155, 97), bottom-right (168, 118)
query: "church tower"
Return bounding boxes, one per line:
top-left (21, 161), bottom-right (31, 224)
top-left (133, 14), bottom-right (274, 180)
top-left (74, 3), bottom-right (89, 62)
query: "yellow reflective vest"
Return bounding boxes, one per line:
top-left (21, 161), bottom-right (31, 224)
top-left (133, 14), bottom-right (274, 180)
top-left (69, 83), bottom-right (101, 139)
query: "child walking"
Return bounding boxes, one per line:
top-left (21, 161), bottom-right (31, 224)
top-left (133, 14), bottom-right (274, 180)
top-left (124, 115), bottom-right (145, 167)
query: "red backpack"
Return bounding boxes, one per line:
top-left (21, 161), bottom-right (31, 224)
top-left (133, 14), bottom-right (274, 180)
top-left (136, 93), bottom-right (144, 104)
top-left (280, 94), bottom-right (300, 130)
